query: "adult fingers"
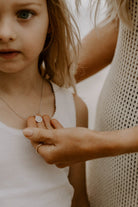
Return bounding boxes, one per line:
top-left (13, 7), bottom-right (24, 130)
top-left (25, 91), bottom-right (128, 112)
top-left (50, 119), bottom-right (63, 129)
top-left (31, 140), bottom-right (73, 166)
top-left (27, 116), bottom-right (37, 127)
top-left (31, 141), bottom-right (43, 153)
top-left (43, 115), bottom-right (54, 129)
top-left (56, 163), bottom-right (72, 168)
top-left (34, 143), bottom-right (58, 164)
top-left (56, 163), bottom-right (67, 168)
top-left (23, 127), bottom-right (56, 145)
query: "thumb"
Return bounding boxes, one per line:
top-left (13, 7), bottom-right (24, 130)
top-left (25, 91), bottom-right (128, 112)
top-left (23, 127), bottom-right (55, 144)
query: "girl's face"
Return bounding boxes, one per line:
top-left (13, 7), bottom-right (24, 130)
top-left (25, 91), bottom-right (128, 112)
top-left (0, 0), bottom-right (49, 74)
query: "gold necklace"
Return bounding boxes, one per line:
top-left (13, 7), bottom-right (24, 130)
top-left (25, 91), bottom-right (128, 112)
top-left (0, 79), bottom-right (44, 123)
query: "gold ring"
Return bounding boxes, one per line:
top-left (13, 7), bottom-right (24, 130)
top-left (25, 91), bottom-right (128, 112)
top-left (36, 143), bottom-right (43, 153)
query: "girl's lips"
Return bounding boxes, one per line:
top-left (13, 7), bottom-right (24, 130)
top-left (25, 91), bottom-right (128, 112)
top-left (0, 51), bottom-right (20, 59)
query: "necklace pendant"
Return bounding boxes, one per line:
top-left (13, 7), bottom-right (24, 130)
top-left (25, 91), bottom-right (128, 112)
top-left (35, 115), bottom-right (43, 123)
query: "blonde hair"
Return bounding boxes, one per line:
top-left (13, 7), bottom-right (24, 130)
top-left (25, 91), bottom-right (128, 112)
top-left (39, 0), bottom-right (80, 88)
top-left (76, 0), bottom-right (131, 27)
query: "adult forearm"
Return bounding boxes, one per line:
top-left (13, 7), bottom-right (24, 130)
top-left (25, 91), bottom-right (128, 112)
top-left (23, 123), bottom-right (138, 166)
top-left (117, 126), bottom-right (138, 154)
top-left (75, 20), bottom-right (119, 82)
top-left (87, 126), bottom-right (138, 159)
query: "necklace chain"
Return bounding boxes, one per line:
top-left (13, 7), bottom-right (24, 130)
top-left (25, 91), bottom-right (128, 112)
top-left (0, 78), bottom-right (44, 121)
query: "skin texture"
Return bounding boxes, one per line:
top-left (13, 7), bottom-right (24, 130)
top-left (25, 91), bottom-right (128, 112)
top-left (75, 19), bottom-right (119, 82)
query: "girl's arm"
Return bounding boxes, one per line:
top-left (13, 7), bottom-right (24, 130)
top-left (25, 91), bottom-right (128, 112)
top-left (69, 162), bottom-right (89, 207)
top-left (69, 95), bottom-right (90, 207)
top-left (75, 19), bottom-right (119, 82)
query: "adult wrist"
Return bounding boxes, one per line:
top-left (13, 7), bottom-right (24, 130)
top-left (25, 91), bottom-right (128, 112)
top-left (94, 127), bottom-right (138, 158)
top-left (85, 130), bottom-right (121, 159)
top-left (87, 129), bottom-right (128, 159)
top-left (118, 126), bottom-right (138, 154)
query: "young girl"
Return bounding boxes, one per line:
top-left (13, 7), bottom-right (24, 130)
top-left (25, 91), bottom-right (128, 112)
top-left (0, 0), bottom-right (90, 206)
top-left (23, 0), bottom-right (138, 207)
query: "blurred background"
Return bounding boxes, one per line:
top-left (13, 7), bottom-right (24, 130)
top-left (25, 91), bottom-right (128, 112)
top-left (67, 0), bottom-right (110, 129)
top-left (67, 1), bottom-right (111, 202)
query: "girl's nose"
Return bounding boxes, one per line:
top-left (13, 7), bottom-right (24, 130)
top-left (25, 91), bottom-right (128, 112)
top-left (0, 19), bottom-right (16, 42)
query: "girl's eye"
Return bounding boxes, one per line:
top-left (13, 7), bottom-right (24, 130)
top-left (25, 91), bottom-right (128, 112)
top-left (17, 10), bottom-right (34, 20)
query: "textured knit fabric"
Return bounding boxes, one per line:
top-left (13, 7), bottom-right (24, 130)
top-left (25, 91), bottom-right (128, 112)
top-left (87, 1), bottom-right (138, 206)
top-left (0, 82), bottom-right (76, 207)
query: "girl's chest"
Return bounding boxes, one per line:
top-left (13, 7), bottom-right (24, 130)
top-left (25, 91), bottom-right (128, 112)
top-left (0, 103), bottom-right (27, 129)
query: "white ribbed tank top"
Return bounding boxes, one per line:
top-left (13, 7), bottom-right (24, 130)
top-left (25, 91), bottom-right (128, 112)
top-left (0, 82), bottom-right (76, 207)
top-left (87, 1), bottom-right (138, 206)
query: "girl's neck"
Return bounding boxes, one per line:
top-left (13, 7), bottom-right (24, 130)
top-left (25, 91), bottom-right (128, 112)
top-left (0, 66), bottom-right (42, 97)
top-left (0, 66), bottom-right (51, 129)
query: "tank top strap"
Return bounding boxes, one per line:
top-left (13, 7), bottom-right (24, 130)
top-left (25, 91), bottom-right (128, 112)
top-left (50, 82), bottom-right (76, 128)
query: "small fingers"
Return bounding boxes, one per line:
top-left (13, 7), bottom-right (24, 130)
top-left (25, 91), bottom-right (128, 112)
top-left (27, 116), bottom-right (37, 127)
top-left (50, 119), bottom-right (63, 129)
top-left (35, 115), bottom-right (46, 129)
top-left (27, 116), bottom-right (45, 129)
top-left (27, 115), bottom-right (63, 130)
top-left (37, 118), bottom-right (45, 129)
top-left (43, 115), bottom-right (54, 129)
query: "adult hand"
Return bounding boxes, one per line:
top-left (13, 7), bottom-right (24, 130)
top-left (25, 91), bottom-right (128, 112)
top-left (23, 116), bottom-right (109, 167)
top-left (23, 116), bottom-right (138, 168)
top-left (24, 115), bottom-right (77, 167)
top-left (24, 115), bottom-right (68, 167)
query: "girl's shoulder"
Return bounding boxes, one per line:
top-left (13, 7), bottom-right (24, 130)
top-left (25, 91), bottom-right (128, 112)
top-left (51, 81), bottom-right (88, 128)
top-left (73, 94), bottom-right (88, 128)
top-left (51, 81), bottom-right (74, 101)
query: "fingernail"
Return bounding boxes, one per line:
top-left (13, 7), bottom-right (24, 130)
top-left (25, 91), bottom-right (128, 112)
top-left (23, 128), bottom-right (33, 137)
